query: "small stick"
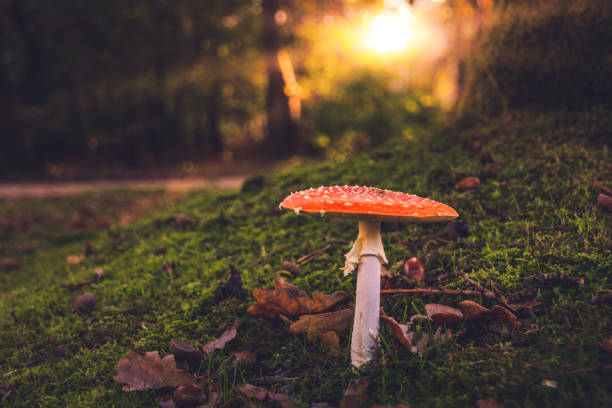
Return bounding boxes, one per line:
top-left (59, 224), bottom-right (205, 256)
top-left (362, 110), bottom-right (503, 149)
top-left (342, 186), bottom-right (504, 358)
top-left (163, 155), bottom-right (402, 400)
top-left (459, 272), bottom-right (495, 298)
top-left (490, 280), bottom-right (516, 311)
top-left (380, 288), bottom-right (485, 297)
top-left (296, 243), bottom-right (331, 265)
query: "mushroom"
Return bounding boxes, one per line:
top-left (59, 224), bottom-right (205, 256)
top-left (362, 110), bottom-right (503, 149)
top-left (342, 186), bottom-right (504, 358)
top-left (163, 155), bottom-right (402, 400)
top-left (280, 185), bottom-right (457, 368)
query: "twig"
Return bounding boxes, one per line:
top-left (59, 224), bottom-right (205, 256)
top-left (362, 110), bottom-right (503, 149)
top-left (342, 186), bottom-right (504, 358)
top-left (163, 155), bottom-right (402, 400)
top-left (295, 243), bottom-right (331, 265)
top-left (381, 288), bottom-right (486, 297)
top-left (490, 280), bottom-right (516, 311)
top-left (323, 235), bottom-right (351, 245)
top-left (459, 272), bottom-right (495, 298)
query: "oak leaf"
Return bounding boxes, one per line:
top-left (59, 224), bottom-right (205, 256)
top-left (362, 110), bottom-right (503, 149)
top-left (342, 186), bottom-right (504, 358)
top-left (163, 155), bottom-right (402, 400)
top-left (289, 308), bottom-right (353, 341)
top-left (248, 277), bottom-right (349, 318)
top-left (113, 351), bottom-right (194, 391)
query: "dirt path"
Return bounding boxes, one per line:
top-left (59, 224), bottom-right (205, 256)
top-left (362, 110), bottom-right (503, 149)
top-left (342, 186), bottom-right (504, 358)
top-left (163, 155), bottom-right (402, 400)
top-left (0, 175), bottom-right (246, 199)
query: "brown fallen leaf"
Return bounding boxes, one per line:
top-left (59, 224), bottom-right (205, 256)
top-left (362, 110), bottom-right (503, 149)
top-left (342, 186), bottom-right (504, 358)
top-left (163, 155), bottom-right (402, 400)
top-left (169, 339), bottom-right (202, 370)
top-left (66, 254), bottom-right (85, 265)
top-left (214, 265), bottom-right (245, 302)
top-left (488, 305), bottom-right (521, 328)
top-left (380, 309), bottom-right (413, 351)
top-left (236, 384), bottom-right (294, 408)
top-left (289, 308), bottom-right (353, 341)
top-left (248, 277), bottom-right (349, 318)
top-left (340, 379), bottom-right (368, 408)
top-left (455, 176), bottom-right (480, 192)
top-left (426, 304), bottom-right (463, 324)
top-left (476, 397), bottom-right (499, 408)
top-left (458, 300), bottom-right (520, 328)
top-left (320, 331), bottom-right (341, 355)
top-left (600, 337), bottom-right (612, 353)
top-left (227, 350), bottom-right (257, 368)
top-left (113, 351), bottom-right (194, 391)
top-left (202, 319), bottom-right (243, 355)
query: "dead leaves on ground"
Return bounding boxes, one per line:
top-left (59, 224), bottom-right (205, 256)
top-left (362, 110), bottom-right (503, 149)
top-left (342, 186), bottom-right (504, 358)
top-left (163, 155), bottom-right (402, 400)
top-left (0, 258), bottom-right (22, 271)
top-left (429, 300), bottom-right (521, 328)
top-left (114, 351), bottom-right (195, 391)
top-left (235, 383), bottom-right (294, 408)
top-left (247, 277), bottom-right (349, 318)
top-left (201, 319), bottom-right (243, 355)
top-left (340, 379), bottom-right (369, 408)
top-left (289, 308), bottom-right (353, 341)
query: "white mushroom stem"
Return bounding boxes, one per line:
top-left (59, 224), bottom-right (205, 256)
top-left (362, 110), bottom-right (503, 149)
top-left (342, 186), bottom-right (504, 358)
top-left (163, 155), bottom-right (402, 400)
top-left (345, 220), bottom-right (388, 368)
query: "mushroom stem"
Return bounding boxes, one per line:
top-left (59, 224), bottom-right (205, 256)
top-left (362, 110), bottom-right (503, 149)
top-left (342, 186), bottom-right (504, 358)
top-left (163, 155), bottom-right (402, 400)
top-left (351, 254), bottom-right (381, 368)
top-left (347, 220), bottom-right (387, 368)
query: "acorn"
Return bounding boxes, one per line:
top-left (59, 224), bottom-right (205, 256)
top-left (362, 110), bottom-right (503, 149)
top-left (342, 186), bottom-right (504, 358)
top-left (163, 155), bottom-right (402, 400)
top-left (447, 219), bottom-right (470, 240)
top-left (404, 257), bottom-right (425, 281)
top-left (173, 383), bottom-right (206, 407)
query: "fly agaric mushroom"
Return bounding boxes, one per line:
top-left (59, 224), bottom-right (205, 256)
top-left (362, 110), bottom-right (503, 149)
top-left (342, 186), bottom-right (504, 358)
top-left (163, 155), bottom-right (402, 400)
top-left (280, 185), bottom-right (458, 367)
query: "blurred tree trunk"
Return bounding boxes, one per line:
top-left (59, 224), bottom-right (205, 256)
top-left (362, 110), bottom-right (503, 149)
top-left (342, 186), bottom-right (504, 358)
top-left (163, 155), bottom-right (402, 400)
top-left (262, 0), bottom-right (297, 157)
top-left (206, 81), bottom-right (223, 155)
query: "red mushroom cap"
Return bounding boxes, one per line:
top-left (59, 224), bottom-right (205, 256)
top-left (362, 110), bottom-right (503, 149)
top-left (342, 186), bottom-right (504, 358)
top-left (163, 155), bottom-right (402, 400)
top-left (280, 185), bottom-right (458, 222)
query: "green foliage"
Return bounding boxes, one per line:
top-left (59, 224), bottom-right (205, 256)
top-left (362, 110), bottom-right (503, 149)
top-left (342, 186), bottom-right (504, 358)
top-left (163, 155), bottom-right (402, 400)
top-left (457, 0), bottom-right (612, 119)
top-left (303, 71), bottom-right (440, 161)
top-left (1, 108), bottom-right (611, 406)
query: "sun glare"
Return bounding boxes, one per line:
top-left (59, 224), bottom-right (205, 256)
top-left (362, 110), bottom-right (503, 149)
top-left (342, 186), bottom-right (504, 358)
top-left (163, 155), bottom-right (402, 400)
top-left (365, 9), bottom-right (413, 53)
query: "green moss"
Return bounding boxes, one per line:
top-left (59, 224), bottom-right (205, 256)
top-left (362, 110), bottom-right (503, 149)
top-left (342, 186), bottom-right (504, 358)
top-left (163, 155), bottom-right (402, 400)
top-left (1, 109), bottom-right (611, 407)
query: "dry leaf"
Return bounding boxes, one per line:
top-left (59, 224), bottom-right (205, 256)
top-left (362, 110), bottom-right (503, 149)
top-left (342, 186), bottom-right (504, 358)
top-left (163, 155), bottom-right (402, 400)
top-left (600, 337), bottom-right (612, 353)
top-left (227, 350), bottom-right (257, 368)
top-left (214, 265), bottom-right (245, 302)
top-left (488, 305), bottom-right (520, 328)
top-left (340, 379), bottom-right (368, 408)
top-left (320, 331), bottom-right (341, 355)
top-left (202, 319), bottom-right (243, 355)
top-left (236, 384), bottom-right (294, 408)
top-left (380, 310), bottom-right (413, 351)
top-left (456, 300), bottom-right (489, 319)
top-left (426, 304), bottom-right (463, 324)
top-left (455, 176), bottom-right (480, 192)
top-left (113, 351), bottom-right (194, 391)
top-left (289, 308), bottom-right (353, 341)
top-left (248, 277), bottom-right (349, 318)
top-left (0, 258), bottom-right (22, 271)
top-left (66, 254), bottom-right (85, 265)
top-left (476, 397), bottom-right (499, 408)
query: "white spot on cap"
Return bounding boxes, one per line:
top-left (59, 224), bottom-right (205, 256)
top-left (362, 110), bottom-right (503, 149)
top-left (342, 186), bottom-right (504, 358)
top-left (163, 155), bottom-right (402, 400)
top-left (344, 202), bottom-right (352, 206)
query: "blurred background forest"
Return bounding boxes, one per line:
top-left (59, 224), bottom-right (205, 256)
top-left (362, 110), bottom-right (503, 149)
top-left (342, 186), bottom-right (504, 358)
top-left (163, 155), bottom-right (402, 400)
top-left (1, 0), bottom-right (611, 180)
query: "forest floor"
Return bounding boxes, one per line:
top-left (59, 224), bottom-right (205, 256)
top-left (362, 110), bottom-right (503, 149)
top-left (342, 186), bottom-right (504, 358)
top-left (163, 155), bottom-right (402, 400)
top-left (1, 108), bottom-right (611, 407)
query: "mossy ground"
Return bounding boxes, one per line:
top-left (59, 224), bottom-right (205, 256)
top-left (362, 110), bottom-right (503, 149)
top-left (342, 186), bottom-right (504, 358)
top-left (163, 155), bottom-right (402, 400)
top-left (1, 109), bottom-right (611, 407)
